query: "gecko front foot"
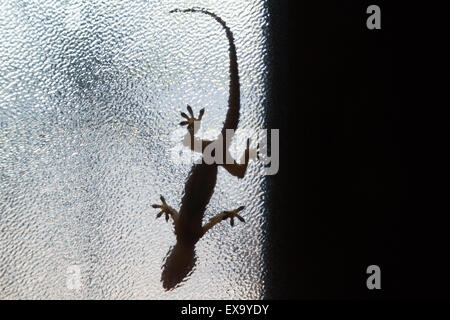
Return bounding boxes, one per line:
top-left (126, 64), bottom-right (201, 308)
top-left (152, 195), bottom-right (179, 223)
top-left (222, 206), bottom-right (246, 227)
top-left (179, 105), bottom-right (204, 132)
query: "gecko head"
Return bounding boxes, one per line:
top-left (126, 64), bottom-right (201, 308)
top-left (161, 240), bottom-right (196, 291)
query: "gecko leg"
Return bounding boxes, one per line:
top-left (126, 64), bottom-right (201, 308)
top-left (152, 195), bottom-right (179, 224)
top-left (221, 139), bottom-right (258, 179)
top-left (202, 206), bottom-right (245, 235)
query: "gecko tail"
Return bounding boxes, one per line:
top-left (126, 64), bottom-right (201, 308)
top-left (169, 7), bottom-right (241, 136)
top-left (170, 8), bottom-right (210, 14)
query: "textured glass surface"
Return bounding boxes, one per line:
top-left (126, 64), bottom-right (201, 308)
top-left (0, 0), bottom-right (268, 299)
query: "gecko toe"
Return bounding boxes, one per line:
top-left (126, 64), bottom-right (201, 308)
top-left (181, 112), bottom-right (190, 120)
top-left (198, 108), bottom-right (205, 120)
top-left (186, 105), bottom-right (194, 116)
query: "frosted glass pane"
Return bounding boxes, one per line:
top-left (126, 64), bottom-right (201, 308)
top-left (0, 0), bottom-right (268, 299)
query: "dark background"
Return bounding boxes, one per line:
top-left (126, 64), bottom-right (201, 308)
top-left (265, 1), bottom-right (447, 299)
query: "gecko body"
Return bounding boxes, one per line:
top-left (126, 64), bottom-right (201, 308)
top-left (153, 8), bottom-right (251, 290)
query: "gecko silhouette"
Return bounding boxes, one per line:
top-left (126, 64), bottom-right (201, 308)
top-left (152, 8), bottom-right (253, 290)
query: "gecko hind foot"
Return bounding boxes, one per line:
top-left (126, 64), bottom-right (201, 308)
top-left (179, 105), bottom-right (204, 132)
top-left (222, 206), bottom-right (246, 227)
top-left (152, 195), bottom-right (179, 223)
